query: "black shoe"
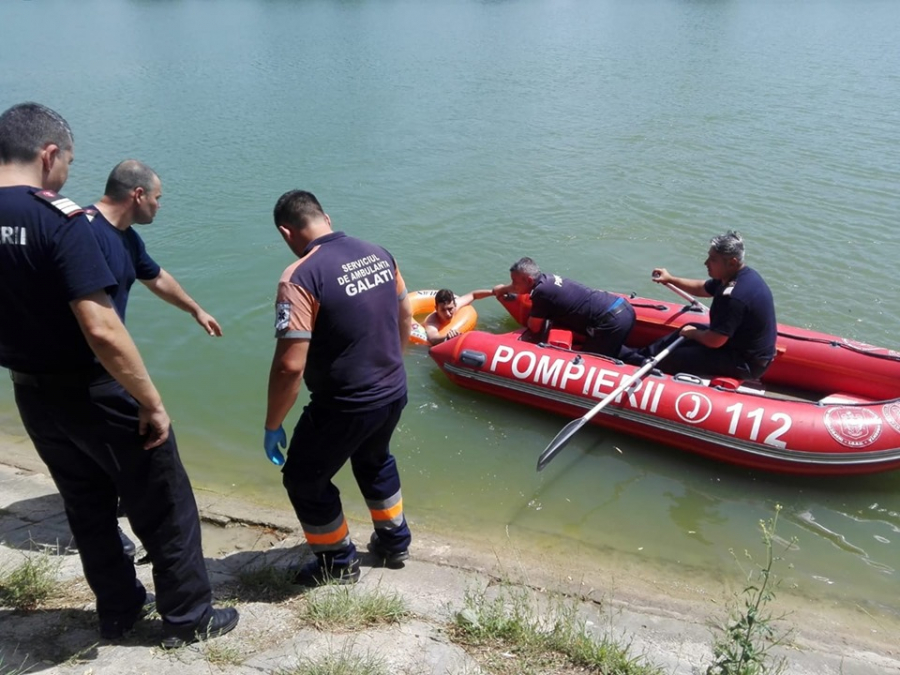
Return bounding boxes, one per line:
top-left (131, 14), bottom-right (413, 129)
top-left (367, 533), bottom-right (409, 567)
top-left (100, 592), bottom-right (156, 639)
top-left (291, 557), bottom-right (360, 587)
top-left (161, 607), bottom-right (240, 650)
top-left (118, 526), bottom-right (136, 559)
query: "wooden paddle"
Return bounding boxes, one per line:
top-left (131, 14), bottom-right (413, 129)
top-left (536, 336), bottom-right (686, 472)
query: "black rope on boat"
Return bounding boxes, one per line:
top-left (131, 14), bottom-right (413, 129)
top-left (776, 331), bottom-right (900, 362)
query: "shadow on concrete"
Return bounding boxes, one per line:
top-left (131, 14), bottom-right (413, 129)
top-left (0, 492), bottom-right (77, 555)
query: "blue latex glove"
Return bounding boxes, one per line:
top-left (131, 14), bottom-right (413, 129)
top-left (263, 426), bottom-right (287, 466)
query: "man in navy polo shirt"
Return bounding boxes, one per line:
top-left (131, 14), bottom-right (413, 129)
top-left (264, 190), bottom-right (413, 585)
top-left (87, 159), bottom-right (221, 333)
top-left (492, 257), bottom-right (636, 358)
top-left (0, 102), bottom-right (237, 647)
top-left (627, 231), bottom-right (777, 380)
top-left (86, 158), bottom-right (222, 558)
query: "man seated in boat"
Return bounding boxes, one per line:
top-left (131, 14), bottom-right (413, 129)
top-left (491, 257), bottom-right (635, 357)
top-left (623, 231), bottom-right (777, 380)
top-left (424, 288), bottom-right (493, 345)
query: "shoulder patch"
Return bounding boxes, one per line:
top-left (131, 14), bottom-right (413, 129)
top-left (275, 302), bottom-right (291, 332)
top-left (32, 190), bottom-right (84, 218)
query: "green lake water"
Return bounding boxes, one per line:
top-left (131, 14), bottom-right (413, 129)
top-left (3, 0), bottom-right (900, 621)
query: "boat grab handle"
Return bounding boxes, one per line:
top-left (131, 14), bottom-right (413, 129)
top-left (459, 350), bottom-right (486, 368)
top-left (672, 373), bottom-right (709, 386)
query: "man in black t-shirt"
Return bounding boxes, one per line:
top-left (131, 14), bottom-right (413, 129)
top-left (264, 190), bottom-right (413, 585)
top-left (492, 257), bottom-right (635, 358)
top-left (0, 103), bottom-right (237, 648)
top-left (626, 231), bottom-right (777, 380)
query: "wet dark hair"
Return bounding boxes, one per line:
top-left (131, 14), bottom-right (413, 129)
top-left (435, 289), bottom-right (455, 307)
top-left (0, 102), bottom-right (73, 164)
top-left (273, 190), bottom-right (325, 229)
top-left (104, 159), bottom-right (158, 201)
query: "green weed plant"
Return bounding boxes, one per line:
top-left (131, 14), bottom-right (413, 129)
top-left (0, 551), bottom-right (60, 611)
top-left (706, 504), bottom-right (795, 675)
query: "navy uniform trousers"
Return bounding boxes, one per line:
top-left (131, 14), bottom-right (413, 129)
top-left (282, 393), bottom-right (411, 568)
top-left (632, 323), bottom-right (771, 381)
top-left (13, 370), bottom-right (212, 630)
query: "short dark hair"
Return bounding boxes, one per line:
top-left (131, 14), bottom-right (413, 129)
top-left (273, 190), bottom-right (325, 229)
top-left (435, 289), bottom-right (455, 307)
top-left (104, 159), bottom-right (158, 201)
top-left (510, 257), bottom-right (541, 281)
top-left (0, 102), bottom-right (73, 164)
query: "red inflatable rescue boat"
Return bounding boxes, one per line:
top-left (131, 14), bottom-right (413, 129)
top-left (428, 292), bottom-right (900, 476)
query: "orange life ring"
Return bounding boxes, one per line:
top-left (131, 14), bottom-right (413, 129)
top-left (408, 289), bottom-right (478, 346)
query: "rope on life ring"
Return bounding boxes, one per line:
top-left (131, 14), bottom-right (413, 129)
top-left (408, 289), bottom-right (478, 346)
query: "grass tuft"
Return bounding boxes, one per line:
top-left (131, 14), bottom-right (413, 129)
top-left (0, 552), bottom-right (61, 611)
top-left (451, 584), bottom-right (662, 675)
top-left (203, 638), bottom-right (245, 667)
top-left (276, 642), bottom-right (388, 675)
top-left (300, 585), bottom-right (407, 631)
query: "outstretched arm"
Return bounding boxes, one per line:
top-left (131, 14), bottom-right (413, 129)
top-left (651, 268), bottom-right (711, 298)
top-left (455, 289), bottom-right (493, 308)
top-left (141, 269), bottom-right (223, 336)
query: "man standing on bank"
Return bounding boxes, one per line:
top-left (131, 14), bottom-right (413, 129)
top-left (0, 102), bottom-right (237, 647)
top-left (86, 158), bottom-right (222, 558)
top-left (492, 257), bottom-right (635, 358)
top-left (265, 190), bottom-right (414, 585)
top-left (625, 231), bottom-right (777, 380)
top-left (87, 159), bottom-right (222, 334)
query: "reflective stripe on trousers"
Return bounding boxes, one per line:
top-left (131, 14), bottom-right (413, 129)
top-left (300, 513), bottom-right (352, 554)
top-left (366, 490), bottom-right (404, 530)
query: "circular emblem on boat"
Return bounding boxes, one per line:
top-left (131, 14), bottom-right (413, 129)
top-left (824, 407), bottom-right (882, 447)
top-left (674, 392), bottom-right (713, 424)
top-left (882, 403), bottom-right (900, 435)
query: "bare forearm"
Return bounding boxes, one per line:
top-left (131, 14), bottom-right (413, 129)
top-left (398, 297), bottom-right (412, 346)
top-left (668, 277), bottom-right (710, 298)
top-left (71, 294), bottom-right (162, 408)
top-left (144, 269), bottom-right (201, 315)
top-left (266, 366), bottom-right (302, 430)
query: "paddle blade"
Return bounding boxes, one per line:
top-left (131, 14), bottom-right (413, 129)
top-left (537, 417), bottom-right (587, 472)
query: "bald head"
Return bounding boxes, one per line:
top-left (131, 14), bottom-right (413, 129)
top-left (104, 160), bottom-right (159, 201)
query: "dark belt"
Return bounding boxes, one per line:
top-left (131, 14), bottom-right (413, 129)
top-left (9, 365), bottom-right (109, 388)
top-left (585, 299), bottom-right (629, 336)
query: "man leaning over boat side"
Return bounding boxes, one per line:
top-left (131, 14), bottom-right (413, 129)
top-left (264, 190), bottom-right (413, 586)
top-left (491, 257), bottom-right (636, 358)
top-left (622, 230), bottom-right (777, 381)
top-left (423, 287), bottom-right (493, 345)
